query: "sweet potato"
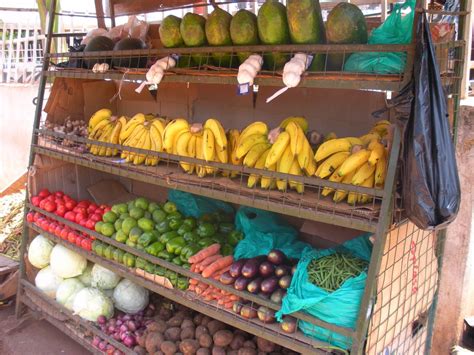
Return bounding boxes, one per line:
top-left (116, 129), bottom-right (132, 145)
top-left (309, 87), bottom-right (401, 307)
top-left (147, 320), bottom-right (167, 333)
top-left (211, 346), bottom-right (226, 355)
top-left (161, 341), bottom-right (178, 355)
top-left (228, 351), bottom-right (239, 355)
top-left (193, 313), bottom-right (204, 326)
top-left (243, 340), bottom-right (257, 349)
top-left (200, 316), bottom-right (212, 326)
top-left (256, 337), bottom-right (276, 353)
top-left (181, 326), bottom-right (196, 340)
top-left (213, 329), bottom-right (233, 347)
top-left (145, 332), bottom-right (164, 354)
top-left (196, 348), bottom-right (211, 355)
top-left (133, 346), bottom-right (146, 355)
top-left (230, 334), bottom-right (246, 350)
top-left (198, 333), bottom-right (213, 348)
top-left (181, 319), bottom-right (195, 329)
top-left (180, 339), bottom-right (200, 355)
top-left (195, 325), bottom-right (209, 339)
top-left (164, 327), bottom-right (181, 341)
top-left (167, 315), bottom-right (184, 327)
top-left (207, 320), bottom-right (227, 335)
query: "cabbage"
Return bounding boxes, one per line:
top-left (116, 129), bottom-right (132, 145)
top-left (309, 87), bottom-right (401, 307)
top-left (78, 263), bottom-right (94, 286)
top-left (28, 235), bottom-right (54, 268)
top-left (56, 278), bottom-right (85, 309)
top-left (91, 264), bottom-right (120, 290)
top-left (113, 279), bottom-right (149, 314)
top-left (50, 245), bottom-right (87, 278)
top-left (35, 266), bottom-right (63, 298)
top-left (73, 287), bottom-right (114, 321)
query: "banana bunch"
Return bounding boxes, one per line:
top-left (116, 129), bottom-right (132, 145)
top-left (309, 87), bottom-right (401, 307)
top-left (87, 109), bottom-right (125, 157)
top-left (120, 113), bottom-right (166, 165)
top-left (315, 120), bottom-right (390, 205)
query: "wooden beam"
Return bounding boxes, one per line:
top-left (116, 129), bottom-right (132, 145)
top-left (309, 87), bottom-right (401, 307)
top-left (94, 0), bottom-right (106, 29)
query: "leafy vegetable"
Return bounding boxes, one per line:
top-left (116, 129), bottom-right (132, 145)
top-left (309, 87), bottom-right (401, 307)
top-left (112, 279), bottom-right (149, 314)
top-left (91, 264), bottom-right (121, 290)
top-left (35, 266), bottom-right (63, 298)
top-left (78, 262), bottom-right (94, 286)
top-left (56, 278), bottom-right (85, 309)
top-left (72, 287), bottom-right (114, 321)
top-left (28, 234), bottom-right (54, 269)
top-left (50, 244), bottom-right (87, 278)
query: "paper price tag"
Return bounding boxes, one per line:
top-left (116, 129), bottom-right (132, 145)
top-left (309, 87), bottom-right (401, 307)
top-left (306, 55), bottom-right (314, 70)
top-left (237, 83), bottom-right (250, 96)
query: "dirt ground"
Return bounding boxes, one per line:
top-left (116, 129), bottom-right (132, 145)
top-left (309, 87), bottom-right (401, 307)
top-left (0, 304), bottom-right (88, 355)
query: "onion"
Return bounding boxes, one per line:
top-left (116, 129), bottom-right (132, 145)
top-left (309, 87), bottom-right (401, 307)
top-left (113, 350), bottom-right (123, 355)
top-left (123, 335), bottom-right (136, 348)
top-left (97, 315), bottom-right (107, 325)
top-left (108, 325), bottom-right (115, 333)
top-left (116, 320), bottom-right (123, 326)
top-left (98, 341), bottom-right (107, 351)
top-left (113, 332), bottom-right (121, 341)
top-left (127, 321), bottom-right (137, 332)
top-left (121, 331), bottom-right (130, 341)
top-left (123, 314), bottom-right (131, 321)
top-left (92, 336), bottom-right (100, 347)
top-left (144, 319), bottom-right (153, 326)
top-left (119, 324), bottom-right (128, 332)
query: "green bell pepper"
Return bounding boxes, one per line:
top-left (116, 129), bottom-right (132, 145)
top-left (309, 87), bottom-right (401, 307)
top-left (177, 277), bottom-right (189, 290)
top-left (113, 248), bottom-right (125, 263)
top-left (180, 244), bottom-right (200, 263)
top-left (168, 218), bottom-right (183, 231)
top-left (163, 201), bottom-right (177, 214)
top-left (92, 241), bottom-right (104, 257)
top-left (152, 209), bottom-right (167, 224)
top-left (136, 257), bottom-right (148, 270)
top-left (221, 244), bottom-right (233, 256)
top-left (227, 230), bottom-right (244, 246)
top-left (159, 231), bottom-right (179, 244)
top-left (177, 224), bottom-right (193, 236)
top-left (145, 241), bottom-right (165, 256)
top-left (172, 256), bottom-right (184, 266)
top-left (145, 262), bottom-right (156, 274)
top-left (123, 253), bottom-right (136, 267)
top-left (114, 231), bottom-right (128, 243)
top-left (183, 231), bottom-right (198, 243)
top-left (197, 238), bottom-right (214, 248)
top-left (138, 232), bottom-right (157, 247)
top-left (103, 245), bottom-right (115, 260)
top-left (182, 263), bottom-right (190, 270)
top-left (182, 217), bottom-right (197, 229)
top-left (166, 211), bottom-right (182, 221)
top-left (218, 222), bottom-right (234, 234)
top-left (155, 266), bottom-right (166, 276)
top-left (136, 244), bottom-right (145, 251)
top-left (157, 250), bottom-right (173, 261)
top-left (197, 222), bottom-right (216, 238)
top-left (166, 237), bottom-right (185, 255)
top-left (156, 220), bottom-right (171, 234)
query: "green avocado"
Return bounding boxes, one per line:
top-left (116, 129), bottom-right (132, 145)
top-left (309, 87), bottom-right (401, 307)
top-left (230, 9), bottom-right (259, 64)
top-left (205, 7), bottom-right (237, 68)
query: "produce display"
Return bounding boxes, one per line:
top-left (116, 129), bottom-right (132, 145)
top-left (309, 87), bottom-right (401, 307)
top-left (43, 117), bottom-right (88, 151)
top-left (307, 253), bottom-right (368, 292)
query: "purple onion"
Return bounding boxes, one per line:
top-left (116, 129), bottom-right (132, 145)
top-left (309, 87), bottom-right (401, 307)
top-left (97, 315), bottom-right (107, 325)
top-left (92, 336), bottom-right (100, 347)
top-left (119, 324), bottom-right (129, 332)
top-left (127, 321), bottom-right (137, 332)
top-left (98, 341), bottom-right (107, 351)
top-left (100, 324), bottom-right (107, 332)
top-left (108, 325), bottom-right (116, 333)
top-left (121, 331), bottom-right (131, 341)
top-left (113, 351), bottom-right (123, 355)
top-left (123, 335), bottom-right (136, 348)
top-left (123, 314), bottom-right (131, 321)
top-left (107, 344), bottom-right (115, 351)
top-left (137, 310), bottom-right (144, 316)
top-left (116, 319), bottom-right (123, 326)
top-left (108, 319), bottom-right (116, 326)
top-left (144, 319), bottom-right (153, 326)
top-left (113, 332), bottom-right (121, 341)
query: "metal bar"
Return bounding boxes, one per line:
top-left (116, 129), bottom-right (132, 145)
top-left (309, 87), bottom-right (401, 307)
top-left (29, 223), bottom-right (339, 354)
top-left (15, 0), bottom-right (57, 319)
top-left (415, 8), bottom-right (470, 15)
top-left (350, 126), bottom-right (402, 355)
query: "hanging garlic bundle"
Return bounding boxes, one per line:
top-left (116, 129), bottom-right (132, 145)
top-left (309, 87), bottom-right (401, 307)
top-left (237, 54), bottom-right (263, 85)
top-left (282, 53), bottom-right (311, 88)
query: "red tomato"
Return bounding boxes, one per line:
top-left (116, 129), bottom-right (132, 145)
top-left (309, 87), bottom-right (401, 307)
top-left (54, 191), bottom-right (64, 198)
top-left (77, 200), bottom-right (91, 208)
top-left (56, 204), bottom-right (67, 217)
top-left (67, 231), bottom-right (78, 244)
top-left (64, 211), bottom-right (76, 222)
top-left (94, 208), bottom-right (104, 216)
top-left (54, 225), bottom-right (62, 237)
top-left (31, 196), bottom-right (42, 207)
top-left (60, 228), bottom-right (69, 240)
top-left (81, 238), bottom-right (92, 251)
top-left (38, 189), bottom-right (50, 198)
top-left (85, 219), bottom-right (96, 230)
top-left (99, 204), bottom-right (108, 210)
top-left (26, 212), bottom-right (34, 223)
top-left (65, 200), bottom-right (77, 211)
top-left (75, 236), bottom-right (84, 247)
top-left (43, 201), bottom-right (57, 213)
top-left (75, 212), bottom-right (87, 224)
top-left (73, 206), bottom-right (87, 215)
top-left (46, 195), bottom-right (55, 202)
top-left (79, 219), bottom-right (88, 228)
top-left (88, 202), bottom-right (98, 211)
top-left (33, 212), bottom-right (41, 222)
top-left (90, 213), bottom-right (102, 222)
top-left (55, 198), bottom-right (65, 206)
top-left (39, 199), bottom-right (47, 210)
top-left (40, 220), bottom-right (50, 231)
top-left (48, 222), bottom-right (57, 233)
top-left (103, 207), bottom-right (111, 213)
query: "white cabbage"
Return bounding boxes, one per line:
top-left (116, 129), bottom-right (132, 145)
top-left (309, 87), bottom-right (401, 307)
top-left (35, 266), bottom-right (63, 298)
top-left (91, 264), bottom-right (120, 290)
top-left (72, 287), bottom-right (114, 321)
top-left (50, 244), bottom-right (87, 278)
top-left (28, 235), bottom-right (54, 269)
top-left (113, 279), bottom-right (149, 314)
top-left (56, 278), bottom-right (85, 309)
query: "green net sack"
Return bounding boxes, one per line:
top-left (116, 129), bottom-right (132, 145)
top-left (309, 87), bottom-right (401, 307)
top-left (167, 190), bottom-right (234, 218)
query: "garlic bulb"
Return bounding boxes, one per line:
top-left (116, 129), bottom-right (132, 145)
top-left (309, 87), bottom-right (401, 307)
top-left (237, 54), bottom-right (263, 85)
top-left (283, 71), bottom-right (301, 88)
top-left (92, 63), bottom-right (109, 73)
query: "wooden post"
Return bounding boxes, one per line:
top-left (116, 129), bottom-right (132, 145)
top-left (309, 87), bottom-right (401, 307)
top-left (95, 0), bottom-right (106, 29)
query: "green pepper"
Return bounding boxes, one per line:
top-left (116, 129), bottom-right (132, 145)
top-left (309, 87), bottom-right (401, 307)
top-left (145, 262), bottom-right (156, 274)
top-left (177, 224), bottom-right (193, 236)
top-left (159, 231), bottom-right (179, 244)
top-left (168, 218), bottom-right (183, 231)
top-left (151, 230), bottom-right (161, 240)
top-left (197, 238), bottom-right (214, 248)
top-left (163, 201), bottom-right (177, 214)
top-left (218, 222), bottom-right (234, 234)
top-left (197, 222), bottom-right (216, 237)
top-left (221, 244), bottom-right (233, 256)
top-left (136, 257), bottom-right (148, 270)
top-left (180, 244), bottom-right (200, 262)
top-left (113, 248), bottom-right (125, 263)
top-left (114, 230), bottom-right (128, 243)
top-left (103, 245), bottom-right (115, 260)
top-left (155, 266), bottom-right (166, 276)
top-left (165, 270), bottom-right (178, 282)
top-left (145, 241), bottom-right (165, 256)
top-left (152, 209), bottom-right (167, 224)
top-left (227, 230), bottom-right (244, 246)
top-left (166, 237), bottom-right (185, 255)
top-left (138, 232), bottom-right (157, 247)
top-left (172, 256), bottom-right (184, 266)
top-left (123, 253), bottom-right (136, 267)
top-left (182, 263), bottom-right (190, 270)
top-left (92, 241), bottom-right (104, 256)
top-left (182, 217), bottom-right (197, 229)
top-left (125, 239), bottom-right (137, 248)
top-left (157, 250), bottom-right (173, 261)
top-left (177, 277), bottom-right (189, 290)
top-left (183, 231), bottom-right (198, 243)
top-left (156, 220), bottom-right (171, 233)
top-left (166, 211), bottom-right (182, 221)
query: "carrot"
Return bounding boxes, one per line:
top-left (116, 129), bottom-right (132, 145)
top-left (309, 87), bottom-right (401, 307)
top-left (200, 254), bottom-right (223, 267)
top-left (202, 256), bottom-right (234, 278)
top-left (202, 288), bottom-right (214, 297)
top-left (188, 284), bottom-right (195, 291)
top-left (190, 264), bottom-right (197, 272)
top-left (224, 301), bottom-right (234, 309)
top-left (204, 294), bottom-right (214, 301)
top-left (217, 298), bottom-right (226, 305)
top-left (189, 279), bottom-right (199, 285)
top-left (188, 243), bottom-right (221, 264)
top-left (229, 295), bottom-right (240, 301)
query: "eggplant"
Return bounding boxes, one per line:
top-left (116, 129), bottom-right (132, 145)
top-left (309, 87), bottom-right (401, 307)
top-left (270, 288), bottom-right (287, 304)
top-left (257, 306), bottom-right (276, 324)
top-left (234, 276), bottom-right (251, 291)
top-left (242, 257), bottom-right (265, 279)
top-left (280, 316), bottom-right (297, 334)
top-left (232, 302), bottom-right (244, 314)
top-left (291, 265), bottom-right (297, 275)
top-left (260, 276), bottom-right (279, 294)
top-left (240, 305), bottom-right (257, 319)
top-left (267, 249), bottom-right (286, 265)
top-left (278, 275), bottom-right (292, 289)
top-left (259, 261), bottom-right (275, 277)
top-left (219, 271), bottom-right (236, 285)
top-left (274, 265), bottom-right (290, 277)
top-left (247, 277), bottom-right (263, 294)
top-left (229, 258), bottom-right (248, 278)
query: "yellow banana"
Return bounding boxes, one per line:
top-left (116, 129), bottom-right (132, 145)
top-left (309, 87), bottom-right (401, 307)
top-left (149, 125), bottom-right (163, 152)
top-left (163, 118), bottom-right (189, 152)
top-left (248, 149), bottom-right (270, 188)
top-left (261, 162), bottom-right (276, 190)
top-left (321, 170), bottom-right (344, 197)
top-left (88, 108), bottom-right (112, 132)
top-left (324, 132), bottom-right (337, 142)
top-left (337, 149), bottom-right (371, 177)
top-left (265, 131), bottom-right (290, 168)
top-left (88, 119), bottom-right (111, 140)
top-left (285, 122), bottom-right (305, 156)
top-left (345, 137), bottom-right (364, 146)
top-left (185, 134), bottom-right (197, 174)
top-left (316, 152), bottom-right (350, 179)
top-left (227, 129), bottom-right (241, 177)
top-left (202, 128), bottom-right (216, 162)
top-left (289, 159), bottom-right (304, 194)
top-left (176, 130), bottom-right (193, 172)
top-left (151, 119), bottom-right (166, 138)
top-left (368, 139), bottom-right (385, 166)
top-left (298, 140), bottom-right (316, 176)
top-left (146, 131), bottom-right (160, 166)
top-left (374, 149), bottom-right (387, 188)
top-left (333, 171), bottom-right (356, 203)
top-left (276, 145), bottom-right (294, 191)
top-left (371, 125), bottom-right (389, 138)
top-left (357, 173), bottom-right (375, 204)
top-left (236, 134), bottom-right (268, 159)
top-left (374, 120), bottom-right (390, 126)
top-left (315, 138), bottom-right (352, 162)
top-left (351, 161), bottom-right (376, 185)
top-left (123, 125), bottom-right (147, 161)
top-left (215, 145), bottom-right (228, 164)
top-left (107, 121), bottom-right (122, 156)
top-left (120, 113), bottom-right (146, 142)
top-left (279, 116), bottom-right (308, 133)
top-left (238, 122), bottom-right (268, 146)
top-left (133, 129), bottom-right (151, 165)
top-left (244, 143), bottom-right (271, 168)
top-left (359, 132), bottom-right (381, 146)
top-left (195, 135), bottom-right (206, 178)
top-left (204, 118), bottom-right (227, 149)
top-left (97, 123), bottom-right (114, 156)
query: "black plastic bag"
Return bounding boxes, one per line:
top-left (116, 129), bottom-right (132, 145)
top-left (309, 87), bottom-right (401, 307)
top-left (401, 13), bottom-right (460, 229)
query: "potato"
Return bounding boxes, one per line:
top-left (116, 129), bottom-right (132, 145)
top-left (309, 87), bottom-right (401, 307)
top-left (153, 351), bottom-right (164, 355)
top-left (207, 320), bottom-right (226, 335)
top-left (257, 338), bottom-right (276, 353)
top-left (228, 351), bottom-right (239, 355)
top-left (148, 320), bottom-right (168, 333)
top-left (238, 348), bottom-right (258, 355)
top-left (161, 341), bottom-right (178, 355)
top-left (181, 319), bottom-right (195, 329)
top-left (146, 332), bottom-right (165, 354)
top-left (197, 348), bottom-right (211, 355)
top-left (195, 325), bottom-right (209, 339)
top-left (181, 327), bottom-right (196, 341)
top-left (168, 315), bottom-right (185, 327)
top-left (201, 316), bottom-right (212, 326)
top-left (269, 352), bottom-right (283, 355)
top-left (180, 339), bottom-right (200, 355)
top-left (137, 331), bottom-right (148, 347)
top-left (243, 341), bottom-right (257, 349)
top-left (157, 307), bottom-right (173, 321)
top-left (213, 330), bottom-right (233, 347)
top-left (212, 346), bottom-right (226, 355)
top-left (234, 330), bottom-right (248, 339)
top-left (230, 334), bottom-right (246, 350)
top-left (194, 314), bottom-right (204, 326)
top-left (199, 333), bottom-right (213, 348)
top-left (133, 346), bottom-right (147, 355)
top-left (258, 352), bottom-right (266, 355)
top-left (164, 327), bottom-right (181, 341)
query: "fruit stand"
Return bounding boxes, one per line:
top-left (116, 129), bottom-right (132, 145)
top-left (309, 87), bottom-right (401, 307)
top-left (15, 0), bottom-right (468, 354)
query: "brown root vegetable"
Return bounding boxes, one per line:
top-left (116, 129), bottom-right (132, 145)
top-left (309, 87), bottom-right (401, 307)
top-left (195, 325), bottom-right (209, 339)
top-left (145, 332), bottom-right (165, 354)
top-left (181, 319), bottom-right (195, 329)
top-left (211, 346), bottom-right (226, 355)
top-left (201, 316), bottom-right (212, 326)
top-left (280, 316), bottom-right (297, 334)
top-left (243, 340), bottom-right (257, 349)
top-left (180, 339), bottom-right (200, 355)
top-left (213, 330), bottom-right (233, 347)
top-left (164, 327), bottom-right (181, 341)
top-left (197, 348), bottom-right (211, 355)
top-left (240, 305), bottom-right (258, 319)
top-left (133, 346), bottom-right (147, 355)
top-left (238, 348), bottom-right (258, 355)
top-left (256, 337), bottom-right (276, 353)
top-left (198, 333), bottom-right (213, 348)
top-left (137, 331), bottom-right (148, 348)
top-left (228, 351), bottom-right (239, 355)
top-left (181, 326), bottom-right (196, 340)
top-left (153, 351), bottom-right (165, 355)
top-left (161, 340), bottom-right (178, 355)
top-left (207, 320), bottom-right (226, 335)
top-left (230, 334), bottom-right (246, 350)
top-left (148, 320), bottom-right (167, 333)
top-left (168, 315), bottom-right (185, 327)
top-left (157, 307), bottom-right (173, 320)
top-left (194, 313), bottom-right (204, 326)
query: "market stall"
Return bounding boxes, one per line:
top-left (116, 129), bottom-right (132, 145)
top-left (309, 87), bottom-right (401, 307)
top-left (15, 0), bottom-right (466, 354)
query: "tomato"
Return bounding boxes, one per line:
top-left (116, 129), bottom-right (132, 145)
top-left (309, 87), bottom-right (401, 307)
top-left (55, 198), bottom-right (65, 206)
top-left (56, 204), bottom-right (67, 217)
top-left (81, 238), bottom-right (92, 251)
top-left (77, 200), bottom-right (91, 208)
top-left (26, 212), bottom-right (34, 223)
top-left (40, 220), bottom-right (50, 231)
top-left (43, 201), bottom-right (57, 213)
top-left (73, 206), bottom-right (87, 216)
top-left (46, 195), bottom-right (55, 202)
top-left (79, 219), bottom-right (88, 228)
top-left (99, 204), bottom-right (108, 210)
top-left (54, 191), bottom-right (64, 198)
top-left (64, 200), bottom-right (76, 211)
top-left (67, 231), bottom-right (78, 244)
top-left (38, 189), bottom-right (50, 198)
top-left (47, 222), bottom-right (57, 233)
top-left (75, 235), bottom-right (84, 247)
top-left (64, 211), bottom-right (76, 222)
top-left (94, 208), bottom-right (104, 216)
top-left (103, 207), bottom-right (111, 213)
top-left (31, 196), bottom-right (42, 207)
top-left (75, 212), bottom-right (87, 224)
top-left (85, 219), bottom-right (96, 230)
top-left (88, 202), bottom-right (98, 211)
top-left (60, 228), bottom-right (69, 240)
top-left (39, 199), bottom-right (47, 210)
top-left (54, 225), bottom-right (62, 237)
top-left (90, 213), bottom-right (102, 222)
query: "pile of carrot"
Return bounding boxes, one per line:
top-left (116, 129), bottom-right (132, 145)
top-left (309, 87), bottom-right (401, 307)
top-left (188, 243), bottom-right (240, 309)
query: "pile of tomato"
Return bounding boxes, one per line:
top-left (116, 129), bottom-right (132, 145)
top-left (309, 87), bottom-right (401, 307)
top-left (27, 188), bottom-right (110, 251)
